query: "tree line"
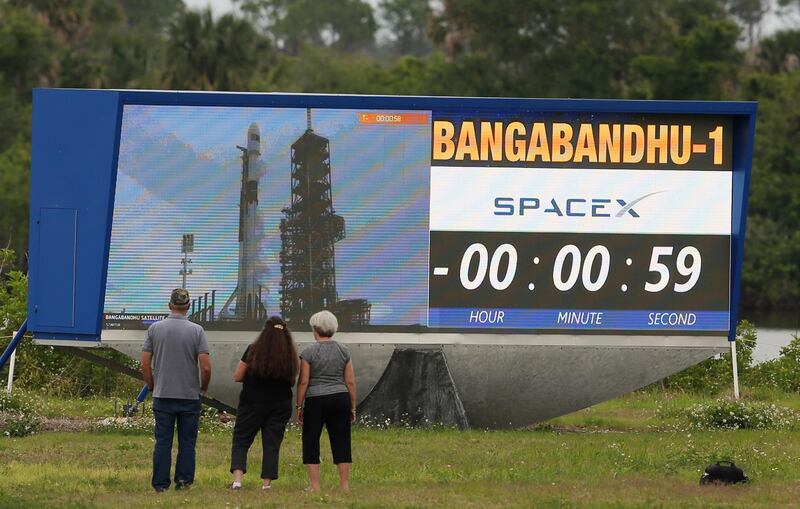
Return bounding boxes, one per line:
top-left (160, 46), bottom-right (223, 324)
top-left (0, 0), bottom-right (798, 310)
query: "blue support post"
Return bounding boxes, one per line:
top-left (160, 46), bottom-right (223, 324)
top-left (0, 319), bottom-right (28, 372)
top-left (136, 384), bottom-right (149, 403)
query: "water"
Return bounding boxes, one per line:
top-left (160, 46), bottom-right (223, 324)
top-left (741, 309), bottom-right (800, 364)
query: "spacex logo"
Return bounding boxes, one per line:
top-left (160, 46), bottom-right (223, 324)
top-left (493, 191), bottom-right (665, 218)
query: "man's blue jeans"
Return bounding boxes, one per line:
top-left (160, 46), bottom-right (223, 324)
top-left (152, 397), bottom-right (201, 491)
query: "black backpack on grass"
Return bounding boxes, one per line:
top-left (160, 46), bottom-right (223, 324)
top-left (700, 461), bottom-right (749, 485)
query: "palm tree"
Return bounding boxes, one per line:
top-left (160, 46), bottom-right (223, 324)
top-left (166, 8), bottom-right (271, 91)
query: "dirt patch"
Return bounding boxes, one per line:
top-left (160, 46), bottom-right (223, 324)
top-left (40, 417), bottom-right (94, 432)
top-left (535, 424), bottom-right (627, 434)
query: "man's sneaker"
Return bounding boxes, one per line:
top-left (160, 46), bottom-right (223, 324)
top-left (175, 481), bottom-right (193, 491)
top-left (229, 482), bottom-right (242, 491)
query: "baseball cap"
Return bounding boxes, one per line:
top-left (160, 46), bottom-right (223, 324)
top-left (170, 288), bottom-right (190, 306)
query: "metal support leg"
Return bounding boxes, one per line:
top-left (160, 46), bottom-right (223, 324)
top-left (0, 320), bottom-right (27, 372)
top-left (731, 340), bottom-right (740, 400)
top-left (6, 347), bottom-right (16, 395)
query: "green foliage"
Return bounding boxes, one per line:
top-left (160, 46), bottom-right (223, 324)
top-left (379, 0), bottom-right (432, 56)
top-left (427, 0), bottom-right (742, 99)
top-left (755, 29), bottom-right (800, 73)
top-left (628, 13), bottom-right (741, 99)
top-left (0, 390), bottom-right (34, 413)
top-left (659, 320), bottom-right (756, 393)
top-left (0, 247), bottom-right (27, 330)
top-left (0, 140), bottom-right (31, 266)
top-left (9, 338), bottom-right (141, 397)
top-left (2, 410), bottom-right (41, 437)
top-left (241, 0), bottom-right (377, 55)
top-left (749, 334), bottom-right (800, 391)
top-left (0, 3), bottom-right (56, 93)
top-left (658, 320), bottom-right (800, 395)
top-left (739, 71), bottom-right (800, 309)
top-left (0, 391), bottom-right (41, 437)
top-left (166, 8), bottom-right (274, 91)
top-left (119, 0), bottom-right (184, 31)
top-left (686, 399), bottom-right (798, 429)
top-left (1, 249), bottom-right (138, 397)
top-left (727, 0), bottom-right (770, 47)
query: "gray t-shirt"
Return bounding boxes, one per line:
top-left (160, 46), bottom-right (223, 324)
top-left (142, 314), bottom-right (209, 400)
top-left (300, 341), bottom-right (351, 397)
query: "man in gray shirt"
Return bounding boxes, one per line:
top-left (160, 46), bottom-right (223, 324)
top-left (141, 289), bottom-right (212, 492)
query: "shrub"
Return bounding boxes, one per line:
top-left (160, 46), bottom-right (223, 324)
top-left (0, 391), bottom-right (35, 413)
top-left (657, 320), bottom-right (756, 393)
top-left (2, 411), bottom-right (41, 437)
top-left (2, 248), bottom-right (139, 398)
top-left (749, 334), bottom-right (800, 392)
top-left (0, 392), bottom-right (42, 437)
top-left (686, 399), bottom-right (798, 430)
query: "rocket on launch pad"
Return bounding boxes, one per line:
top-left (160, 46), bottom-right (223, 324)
top-left (229, 123), bottom-right (266, 321)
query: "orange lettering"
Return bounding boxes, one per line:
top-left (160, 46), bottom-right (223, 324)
top-left (433, 120), bottom-right (455, 160)
top-left (525, 123), bottom-right (550, 162)
top-left (551, 123), bottom-right (574, 162)
top-left (573, 124), bottom-right (597, 163)
top-left (623, 125), bottom-right (645, 163)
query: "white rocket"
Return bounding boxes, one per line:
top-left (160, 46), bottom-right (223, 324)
top-left (235, 123), bottom-right (263, 320)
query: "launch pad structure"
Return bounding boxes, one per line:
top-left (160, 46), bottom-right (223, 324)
top-left (279, 110), bottom-right (371, 328)
top-left (206, 111), bottom-right (369, 329)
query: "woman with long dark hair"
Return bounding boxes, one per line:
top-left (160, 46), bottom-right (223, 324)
top-left (229, 316), bottom-right (298, 493)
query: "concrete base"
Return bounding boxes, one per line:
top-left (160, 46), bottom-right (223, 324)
top-left (443, 344), bottom-right (722, 427)
top-left (100, 331), bottom-right (726, 428)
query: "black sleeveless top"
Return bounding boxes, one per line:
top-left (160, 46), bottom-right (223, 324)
top-left (238, 345), bottom-right (292, 405)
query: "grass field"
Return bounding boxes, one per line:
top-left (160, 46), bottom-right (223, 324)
top-left (1, 391), bottom-right (800, 508)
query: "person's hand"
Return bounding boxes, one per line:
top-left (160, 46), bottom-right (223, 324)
top-left (350, 408), bottom-right (356, 423)
top-left (296, 408), bottom-right (304, 425)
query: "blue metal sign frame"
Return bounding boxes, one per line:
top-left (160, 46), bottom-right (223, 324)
top-left (28, 89), bottom-right (756, 342)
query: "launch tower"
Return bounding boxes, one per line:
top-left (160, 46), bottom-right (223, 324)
top-left (279, 110), bottom-right (370, 327)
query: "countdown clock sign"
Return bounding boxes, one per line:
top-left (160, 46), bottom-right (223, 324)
top-left (427, 113), bottom-right (733, 332)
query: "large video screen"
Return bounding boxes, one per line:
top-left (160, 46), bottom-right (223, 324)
top-left (104, 106), bottom-right (431, 331)
top-left (104, 105), bottom-right (733, 334)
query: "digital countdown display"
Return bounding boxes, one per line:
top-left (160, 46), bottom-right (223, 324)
top-left (104, 106), bottom-right (735, 335)
top-left (427, 114), bottom-right (733, 332)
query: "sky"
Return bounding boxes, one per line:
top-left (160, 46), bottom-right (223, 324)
top-left (184, 0), bottom-right (234, 13)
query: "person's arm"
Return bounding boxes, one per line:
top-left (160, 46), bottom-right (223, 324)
top-left (296, 359), bottom-right (311, 424)
top-left (141, 351), bottom-right (154, 391)
top-left (344, 360), bottom-right (357, 422)
top-left (198, 353), bottom-right (211, 393)
top-left (233, 361), bottom-right (247, 383)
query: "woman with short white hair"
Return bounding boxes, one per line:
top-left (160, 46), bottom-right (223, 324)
top-left (295, 310), bottom-right (357, 492)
